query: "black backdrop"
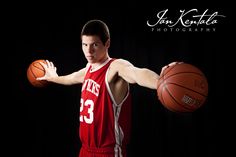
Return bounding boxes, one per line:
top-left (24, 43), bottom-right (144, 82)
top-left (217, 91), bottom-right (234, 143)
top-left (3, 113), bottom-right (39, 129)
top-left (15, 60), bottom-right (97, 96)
top-left (10, 3), bottom-right (233, 157)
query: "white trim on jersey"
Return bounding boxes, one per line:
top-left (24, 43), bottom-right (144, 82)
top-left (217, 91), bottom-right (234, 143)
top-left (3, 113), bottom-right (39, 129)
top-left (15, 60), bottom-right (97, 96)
top-left (89, 57), bottom-right (112, 73)
top-left (105, 65), bottom-right (130, 157)
top-left (105, 68), bottom-right (130, 107)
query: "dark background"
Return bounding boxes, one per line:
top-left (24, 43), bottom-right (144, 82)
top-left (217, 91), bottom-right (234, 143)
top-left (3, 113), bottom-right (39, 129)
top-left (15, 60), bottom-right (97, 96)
top-left (9, 3), bottom-right (233, 157)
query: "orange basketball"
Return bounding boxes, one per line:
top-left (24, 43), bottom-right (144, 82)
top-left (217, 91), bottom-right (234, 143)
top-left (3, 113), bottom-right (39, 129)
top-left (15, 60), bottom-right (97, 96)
top-left (27, 59), bottom-right (48, 87)
top-left (157, 62), bottom-right (208, 113)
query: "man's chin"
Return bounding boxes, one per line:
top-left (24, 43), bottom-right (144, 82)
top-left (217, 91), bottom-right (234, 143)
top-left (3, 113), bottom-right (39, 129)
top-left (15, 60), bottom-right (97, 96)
top-left (87, 59), bottom-right (95, 63)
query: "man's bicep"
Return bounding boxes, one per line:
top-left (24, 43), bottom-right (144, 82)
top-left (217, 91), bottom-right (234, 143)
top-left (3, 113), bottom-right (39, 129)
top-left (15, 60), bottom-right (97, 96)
top-left (69, 67), bottom-right (87, 84)
top-left (114, 59), bottom-right (137, 84)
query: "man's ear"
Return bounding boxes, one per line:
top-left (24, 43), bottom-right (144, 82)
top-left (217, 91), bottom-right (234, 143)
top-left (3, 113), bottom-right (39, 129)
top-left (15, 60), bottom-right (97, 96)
top-left (105, 39), bottom-right (110, 48)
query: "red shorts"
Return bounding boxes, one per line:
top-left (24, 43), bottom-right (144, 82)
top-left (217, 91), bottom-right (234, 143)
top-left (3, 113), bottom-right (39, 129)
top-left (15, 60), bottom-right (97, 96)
top-left (79, 145), bottom-right (126, 157)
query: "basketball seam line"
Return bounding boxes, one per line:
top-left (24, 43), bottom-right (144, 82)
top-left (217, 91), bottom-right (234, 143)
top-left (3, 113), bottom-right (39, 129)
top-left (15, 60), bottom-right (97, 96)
top-left (30, 66), bottom-right (38, 79)
top-left (159, 64), bottom-right (177, 80)
top-left (166, 82), bottom-right (208, 97)
top-left (164, 72), bottom-right (206, 81)
top-left (32, 64), bottom-right (45, 71)
top-left (164, 84), bottom-right (193, 112)
top-left (158, 71), bottom-right (207, 96)
top-left (29, 67), bottom-right (46, 86)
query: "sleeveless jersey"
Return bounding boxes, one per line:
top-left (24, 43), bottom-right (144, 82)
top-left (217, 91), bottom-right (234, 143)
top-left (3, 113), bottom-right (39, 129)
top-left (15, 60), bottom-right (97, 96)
top-left (79, 58), bottom-right (132, 157)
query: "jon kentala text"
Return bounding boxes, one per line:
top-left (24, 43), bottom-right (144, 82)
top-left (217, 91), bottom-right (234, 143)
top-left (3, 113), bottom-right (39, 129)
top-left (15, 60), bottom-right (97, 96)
top-left (146, 9), bottom-right (226, 32)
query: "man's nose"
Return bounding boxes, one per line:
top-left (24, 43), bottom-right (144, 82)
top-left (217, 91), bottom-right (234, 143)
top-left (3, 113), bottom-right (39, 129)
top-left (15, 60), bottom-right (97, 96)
top-left (87, 46), bottom-right (94, 54)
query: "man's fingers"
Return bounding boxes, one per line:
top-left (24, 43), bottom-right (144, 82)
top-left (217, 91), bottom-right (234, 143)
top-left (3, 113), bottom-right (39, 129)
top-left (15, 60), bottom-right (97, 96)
top-left (161, 61), bottom-right (184, 75)
top-left (39, 60), bottom-right (55, 69)
top-left (46, 60), bottom-right (51, 67)
top-left (36, 76), bottom-right (45, 80)
top-left (49, 61), bottom-right (54, 67)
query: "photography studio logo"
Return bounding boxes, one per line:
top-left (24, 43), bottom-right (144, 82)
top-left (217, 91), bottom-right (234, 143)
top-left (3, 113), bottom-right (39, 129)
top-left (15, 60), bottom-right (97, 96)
top-left (147, 9), bottom-right (226, 32)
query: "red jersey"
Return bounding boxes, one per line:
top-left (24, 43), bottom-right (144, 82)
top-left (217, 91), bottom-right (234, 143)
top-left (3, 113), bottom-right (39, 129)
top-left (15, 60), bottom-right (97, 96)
top-left (79, 58), bottom-right (132, 157)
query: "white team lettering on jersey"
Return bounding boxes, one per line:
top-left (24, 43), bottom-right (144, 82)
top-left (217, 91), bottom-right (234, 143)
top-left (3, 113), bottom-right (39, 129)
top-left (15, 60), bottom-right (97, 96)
top-left (82, 79), bottom-right (100, 96)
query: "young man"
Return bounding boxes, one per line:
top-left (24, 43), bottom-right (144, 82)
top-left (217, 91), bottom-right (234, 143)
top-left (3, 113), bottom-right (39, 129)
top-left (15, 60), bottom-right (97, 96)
top-left (37, 19), bottom-right (170, 157)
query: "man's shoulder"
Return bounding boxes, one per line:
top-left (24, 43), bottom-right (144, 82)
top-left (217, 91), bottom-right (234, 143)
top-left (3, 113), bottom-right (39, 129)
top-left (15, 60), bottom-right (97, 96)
top-left (110, 58), bottom-right (130, 66)
top-left (109, 58), bottom-right (133, 76)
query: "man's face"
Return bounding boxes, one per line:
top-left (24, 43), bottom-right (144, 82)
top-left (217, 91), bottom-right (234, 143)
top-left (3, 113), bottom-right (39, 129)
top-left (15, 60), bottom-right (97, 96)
top-left (81, 35), bottom-right (109, 64)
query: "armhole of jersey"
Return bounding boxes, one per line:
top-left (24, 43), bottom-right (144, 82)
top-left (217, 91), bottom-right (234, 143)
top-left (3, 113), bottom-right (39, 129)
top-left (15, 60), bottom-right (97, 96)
top-left (105, 67), bottom-right (130, 106)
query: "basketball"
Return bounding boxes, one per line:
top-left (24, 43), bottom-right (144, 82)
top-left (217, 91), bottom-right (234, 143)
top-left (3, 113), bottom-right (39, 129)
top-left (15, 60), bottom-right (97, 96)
top-left (27, 59), bottom-right (48, 87)
top-left (157, 62), bottom-right (208, 113)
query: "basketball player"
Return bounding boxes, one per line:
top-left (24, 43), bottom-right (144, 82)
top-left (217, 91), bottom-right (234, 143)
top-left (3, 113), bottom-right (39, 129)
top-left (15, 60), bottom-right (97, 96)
top-left (37, 19), bottom-right (173, 157)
